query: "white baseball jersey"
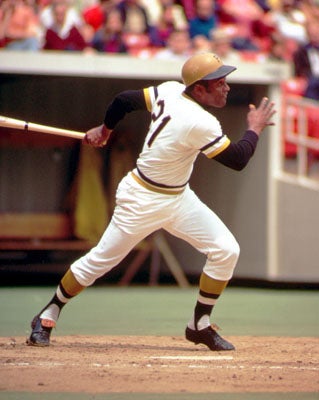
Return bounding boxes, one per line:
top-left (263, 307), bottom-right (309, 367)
top-left (136, 81), bottom-right (230, 188)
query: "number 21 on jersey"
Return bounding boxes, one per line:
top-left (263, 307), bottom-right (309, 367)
top-left (148, 99), bottom-right (171, 147)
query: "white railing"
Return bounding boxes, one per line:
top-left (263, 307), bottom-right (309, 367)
top-left (282, 93), bottom-right (319, 184)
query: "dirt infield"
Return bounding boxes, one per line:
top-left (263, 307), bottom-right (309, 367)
top-left (0, 335), bottom-right (318, 393)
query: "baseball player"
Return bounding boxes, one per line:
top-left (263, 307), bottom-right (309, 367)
top-left (27, 52), bottom-right (275, 351)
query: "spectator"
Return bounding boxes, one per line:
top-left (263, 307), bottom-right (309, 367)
top-left (189, 0), bottom-right (218, 40)
top-left (192, 34), bottom-right (212, 54)
top-left (40, 0), bottom-right (82, 31)
top-left (91, 7), bottom-right (128, 53)
top-left (40, 0), bottom-right (95, 43)
top-left (138, 0), bottom-right (160, 26)
top-left (148, 0), bottom-right (189, 47)
top-left (142, 0), bottom-right (188, 30)
top-left (293, 20), bottom-right (319, 100)
top-left (230, 25), bottom-right (260, 53)
top-left (210, 26), bottom-right (241, 62)
top-left (116, 0), bottom-right (149, 34)
top-left (154, 29), bottom-right (192, 59)
top-left (268, 31), bottom-right (291, 61)
top-left (217, 0), bottom-right (265, 25)
top-left (82, 0), bottom-right (116, 32)
top-left (115, 0), bottom-right (151, 51)
top-left (159, 0), bottom-right (188, 31)
top-left (217, 0), bottom-right (266, 52)
top-left (42, 0), bottom-right (88, 51)
top-left (0, 0), bottom-right (41, 51)
top-left (266, 0), bottom-right (308, 59)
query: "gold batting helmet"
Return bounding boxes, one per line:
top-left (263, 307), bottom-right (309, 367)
top-left (181, 52), bottom-right (236, 87)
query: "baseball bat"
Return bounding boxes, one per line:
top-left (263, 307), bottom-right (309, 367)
top-left (0, 115), bottom-right (86, 140)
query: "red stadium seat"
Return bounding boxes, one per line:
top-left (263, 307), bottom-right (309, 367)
top-left (307, 106), bottom-right (319, 158)
top-left (281, 78), bottom-right (307, 158)
top-left (281, 77), bottom-right (307, 96)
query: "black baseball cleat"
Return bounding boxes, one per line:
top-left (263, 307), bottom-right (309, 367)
top-left (185, 325), bottom-right (235, 351)
top-left (26, 316), bottom-right (55, 347)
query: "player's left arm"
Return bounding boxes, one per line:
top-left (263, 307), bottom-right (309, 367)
top-left (213, 130), bottom-right (259, 171)
top-left (214, 97), bottom-right (276, 170)
top-left (84, 89), bottom-right (148, 147)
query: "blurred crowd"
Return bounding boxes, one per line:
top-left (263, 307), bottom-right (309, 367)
top-left (0, 0), bottom-right (318, 99)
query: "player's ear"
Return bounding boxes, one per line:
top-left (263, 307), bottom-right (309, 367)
top-left (192, 82), bottom-right (207, 101)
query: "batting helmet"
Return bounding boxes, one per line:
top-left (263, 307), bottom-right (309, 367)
top-left (181, 52), bottom-right (236, 87)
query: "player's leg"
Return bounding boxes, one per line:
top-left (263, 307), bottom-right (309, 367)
top-left (165, 187), bottom-right (239, 350)
top-left (27, 268), bottom-right (84, 346)
top-left (27, 220), bottom-right (148, 346)
top-left (27, 173), bottom-right (171, 346)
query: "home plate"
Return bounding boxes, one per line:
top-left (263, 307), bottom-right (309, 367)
top-left (149, 356), bottom-right (233, 361)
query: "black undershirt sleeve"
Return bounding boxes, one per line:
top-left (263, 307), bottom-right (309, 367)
top-left (104, 89), bottom-right (147, 129)
top-left (214, 130), bottom-right (259, 171)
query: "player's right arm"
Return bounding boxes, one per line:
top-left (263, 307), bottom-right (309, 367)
top-left (84, 124), bottom-right (112, 147)
top-left (85, 89), bottom-right (148, 147)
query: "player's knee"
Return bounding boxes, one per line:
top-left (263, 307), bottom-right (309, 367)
top-left (227, 238), bottom-right (240, 266)
top-left (215, 235), bottom-right (240, 264)
top-left (204, 236), bottom-right (240, 280)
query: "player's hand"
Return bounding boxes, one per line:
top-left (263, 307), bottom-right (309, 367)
top-left (247, 97), bottom-right (276, 135)
top-left (84, 124), bottom-right (112, 147)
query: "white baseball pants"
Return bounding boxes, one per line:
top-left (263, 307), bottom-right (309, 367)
top-left (71, 172), bottom-right (240, 286)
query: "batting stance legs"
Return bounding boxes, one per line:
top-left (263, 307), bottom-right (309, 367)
top-left (27, 173), bottom-right (239, 350)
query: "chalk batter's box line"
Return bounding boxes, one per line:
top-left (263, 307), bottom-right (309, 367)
top-left (3, 359), bottom-right (319, 371)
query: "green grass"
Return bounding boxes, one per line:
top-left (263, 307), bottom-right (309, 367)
top-left (0, 286), bottom-right (318, 337)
